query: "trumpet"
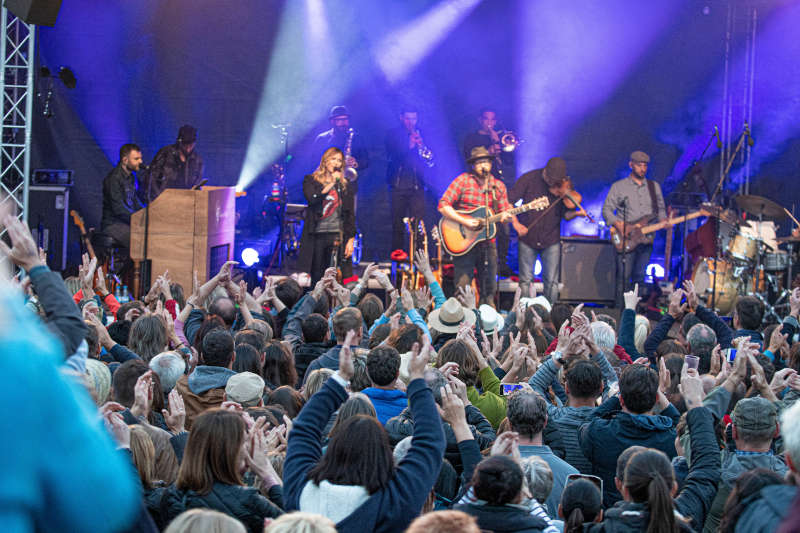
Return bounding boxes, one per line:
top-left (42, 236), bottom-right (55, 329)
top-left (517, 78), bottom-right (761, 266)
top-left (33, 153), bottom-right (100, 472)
top-left (499, 130), bottom-right (522, 152)
top-left (412, 130), bottom-right (435, 167)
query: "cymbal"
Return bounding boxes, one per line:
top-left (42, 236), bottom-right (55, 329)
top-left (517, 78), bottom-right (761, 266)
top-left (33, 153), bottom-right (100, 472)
top-left (734, 194), bottom-right (785, 220)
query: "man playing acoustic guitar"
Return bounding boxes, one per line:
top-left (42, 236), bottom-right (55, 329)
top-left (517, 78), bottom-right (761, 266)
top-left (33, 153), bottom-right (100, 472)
top-left (602, 150), bottom-right (666, 306)
top-left (438, 146), bottom-right (517, 306)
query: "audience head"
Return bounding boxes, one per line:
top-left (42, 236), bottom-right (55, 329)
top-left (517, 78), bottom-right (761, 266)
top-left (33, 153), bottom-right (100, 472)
top-left (369, 323), bottom-right (392, 348)
top-left (275, 278), bottom-right (303, 310)
top-left (234, 329), bottom-right (266, 355)
top-left (681, 313), bottom-right (701, 338)
top-left (201, 328), bottom-right (235, 368)
top-left (521, 455), bottom-right (554, 504)
top-left (357, 293), bottom-right (384, 329)
top-left (656, 339), bottom-right (687, 359)
top-left (149, 351), bottom-right (186, 393)
top-left (263, 340), bottom-right (297, 388)
top-left (781, 398), bottom-right (800, 478)
top-left (734, 295), bottom-right (764, 330)
top-left (332, 307), bottom-right (363, 344)
top-left (112, 359), bottom-right (150, 407)
top-left (590, 321), bottom-right (616, 352)
top-left (506, 390), bottom-right (548, 440)
top-left (618, 363), bottom-right (658, 414)
top-left (718, 468), bottom-right (786, 533)
top-left (267, 386), bottom-right (305, 418)
top-left (731, 397), bottom-right (779, 451)
top-left (224, 372), bottom-right (265, 408)
top-left (85, 358), bottom-right (112, 405)
top-left (246, 319), bottom-right (273, 342)
top-left (129, 425), bottom-right (156, 490)
top-left (564, 359), bottom-right (603, 400)
top-left (193, 315), bottom-right (225, 353)
top-left (405, 510), bottom-right (480, 533)
top-left (127, 315), bottom-right (168, 361)
top-left (385, 324), bottom-right (423, 354)
top-left (686, 323), bottom-right (716, 371)
top-left (164, 509), bottom-right (246, 533)
top-left (329, 392), bottom-right (377, 437)
top-left (232, 343), bottom-right (262, 375)
top-left (366, 346), bottom-right (401, 386)
top-left (471, 455), bottom-right (524, 506)
top-left (107, 319), bottom-right (132, 346)
top-left (559, 478), bottom-right (603, 532)
top-left (622, 449), bottom-right (677, 531)
top-left (423, 368), bottom-right (448, 406)
top-left (264, 512), bottom-right (337, 533)
top-left (208, 297), bottom-right (237, 328)
top-left (595, 313), bottom-right (617, 331)
top-left (303, 368), bottom-right (334, 400)
top-left (301, 313), bottom-right (329, 343)
top-left (633, 314), bottom-right (650, 355)
top-left (308, 413), bottom-right (395, 494)
top-left (550, 303), bottom-right (573, 332)
top-left (117, 300), bottom-right (145, 323)
top-left (615, 445), bottom-right (647, 493)
top-left (84, 323), bottom-right (100, 356)
top-left (176, 409), bottom-right (245, 493)
top-left (437, 338), bottom-right (480, 387)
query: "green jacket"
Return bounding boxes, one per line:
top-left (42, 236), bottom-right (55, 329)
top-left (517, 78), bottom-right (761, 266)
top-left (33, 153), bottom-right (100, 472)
top-left (468, 366), bottom-right (507, 429)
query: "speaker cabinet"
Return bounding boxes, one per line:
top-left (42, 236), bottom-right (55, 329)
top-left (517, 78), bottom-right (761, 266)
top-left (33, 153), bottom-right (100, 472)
top-left (28, 185), bottom-right (72, 272)
top-left (559, 237), bottom-right (616, 304)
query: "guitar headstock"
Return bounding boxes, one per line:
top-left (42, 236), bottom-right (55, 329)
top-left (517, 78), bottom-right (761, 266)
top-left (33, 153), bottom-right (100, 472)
top-left (69, 210), bottom-right (86, 233)
top-left (431, 225), bottom-right (440, 244)
top-left (530, 196), bottom-right (550, 211)
top-left (403, 216), bottom-right (413, 234)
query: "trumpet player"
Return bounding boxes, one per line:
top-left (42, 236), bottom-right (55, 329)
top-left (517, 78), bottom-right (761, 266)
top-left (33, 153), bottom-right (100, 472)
top-left (385, 106), bottom-right (434, 251)
top-left (463, 107), bottom-right (517, 276)
top-left (297, 147), bottom-right (356, 285)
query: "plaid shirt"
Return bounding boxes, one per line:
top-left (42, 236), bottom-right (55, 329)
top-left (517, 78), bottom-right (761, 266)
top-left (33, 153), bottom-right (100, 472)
top-left (438, 172), bottom-right (512, 214)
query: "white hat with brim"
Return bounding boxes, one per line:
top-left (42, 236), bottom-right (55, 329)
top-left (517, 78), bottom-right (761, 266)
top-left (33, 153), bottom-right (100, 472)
top-left (519, 295), bottom-right (552, 313)
top-left (478, 304), bottom-right (505, 333)
top-left (427, 297), bottom-right (476, 334)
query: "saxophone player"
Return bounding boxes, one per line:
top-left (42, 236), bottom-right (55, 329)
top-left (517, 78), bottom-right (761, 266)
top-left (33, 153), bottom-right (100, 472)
top-left (312, 105), bottom-right (369, 180)
top-left (385, 106), bottom-right (434, 252)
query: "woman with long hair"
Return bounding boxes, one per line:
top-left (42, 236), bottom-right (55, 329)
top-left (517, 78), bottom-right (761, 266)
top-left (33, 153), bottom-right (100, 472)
top-left (158, 409), bottom-right (283, 533)
top-left (263, 340), bottom-right (298, 389)
top-left (297, 147), bottom-right (356, 284)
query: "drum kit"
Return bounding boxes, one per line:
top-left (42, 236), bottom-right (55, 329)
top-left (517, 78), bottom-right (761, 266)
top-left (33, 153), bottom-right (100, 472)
top-left (691, 194), bottom-right (799, 321)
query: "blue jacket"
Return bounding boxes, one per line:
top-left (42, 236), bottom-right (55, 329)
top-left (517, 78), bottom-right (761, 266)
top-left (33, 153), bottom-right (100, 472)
top-left (361, 387), bottom-right (408, 425)
top-left (283, 377), bottom-right (446, 533)
top-left (579, 396), bottom-right (680, 507)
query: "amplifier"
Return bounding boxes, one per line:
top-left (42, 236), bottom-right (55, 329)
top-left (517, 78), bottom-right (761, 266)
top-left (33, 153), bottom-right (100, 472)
top-left (559, 237), bottom-right (616, 304)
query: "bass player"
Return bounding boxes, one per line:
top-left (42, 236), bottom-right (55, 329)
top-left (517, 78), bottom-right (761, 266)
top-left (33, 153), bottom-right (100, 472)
top-left (602, 150), bottom-right (666, 305)
top-left (438, 146), bottom-right (517, 306)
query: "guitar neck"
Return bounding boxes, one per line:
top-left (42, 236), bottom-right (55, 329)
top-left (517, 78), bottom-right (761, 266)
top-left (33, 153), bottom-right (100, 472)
top-left (641, 211), bottom-right (705, 235)
top-left (487, 201), bottom-right (537, 223)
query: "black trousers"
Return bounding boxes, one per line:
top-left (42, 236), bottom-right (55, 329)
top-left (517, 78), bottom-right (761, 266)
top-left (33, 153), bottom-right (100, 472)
top-left (309, 232), bottom-right (352, 285)
top-left (391, 187), bottom-right (426, 252)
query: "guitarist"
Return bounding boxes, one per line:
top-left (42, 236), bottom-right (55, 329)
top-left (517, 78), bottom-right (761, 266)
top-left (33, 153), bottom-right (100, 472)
top-left (602, 150), bottom-right (666, 305)
top-left (509, 156), bottom-right (583, 303)
top-left (438, 146), bottom-right (516, 306)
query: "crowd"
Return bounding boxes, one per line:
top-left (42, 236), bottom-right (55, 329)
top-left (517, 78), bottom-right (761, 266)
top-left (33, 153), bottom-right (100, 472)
top-left (2, 208), bottom-right (800, 533)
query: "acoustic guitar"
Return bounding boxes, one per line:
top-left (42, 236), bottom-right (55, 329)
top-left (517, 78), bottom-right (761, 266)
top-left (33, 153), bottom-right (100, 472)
top-left (438, 196), bottom-right (549, 256)
top-left (610, 206), bottom-right (716, 253)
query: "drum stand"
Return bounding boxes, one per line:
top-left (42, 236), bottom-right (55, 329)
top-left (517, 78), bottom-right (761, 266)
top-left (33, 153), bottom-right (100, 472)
top-left (768, 241), bottom-right (793, 317)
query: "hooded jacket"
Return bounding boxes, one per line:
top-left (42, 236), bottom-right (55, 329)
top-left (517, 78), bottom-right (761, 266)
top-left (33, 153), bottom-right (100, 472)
top-left (579, 395), bottom-right (680, 507)
top-left (586, 502), bottom-right (694, 533)
top-left (454, 502), bottom-right (549, 533)
top-left (294, 341), bottom-right (334, 384)
top-left (174, 365), bottom-right (237, 429)
top-left (734, 484), bottom-right (797, 533)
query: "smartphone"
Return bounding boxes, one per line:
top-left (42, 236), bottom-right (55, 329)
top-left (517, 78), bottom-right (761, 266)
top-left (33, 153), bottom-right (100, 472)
top-left (501, 383), bottom-right (524, 396)
top-left (725, 348), bottom-right (737, 362)
top-left (685, 355), bottom-right (699, 370)
top-left (567, 473), bottom-right (604, 495)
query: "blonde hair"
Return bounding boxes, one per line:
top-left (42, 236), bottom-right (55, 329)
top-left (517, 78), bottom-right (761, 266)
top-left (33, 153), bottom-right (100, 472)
top-left (311, 147), bottom-right (347, 190)
top-left (129, 425), bottom-right (157, 490)
top-left (164, 509), bottom-right (246, 533)
top-left (265, 512), bottom-right (337, 533)
top-left (303, 368), bottom-right (334, 400)
top-left (634, 314), bottom-right (651, 355)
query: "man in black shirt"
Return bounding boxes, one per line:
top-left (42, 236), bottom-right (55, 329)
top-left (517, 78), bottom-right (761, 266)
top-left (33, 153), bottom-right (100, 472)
top-left (463, 108), bottom-right (516, 276)
top-left (143, 124), bottom-right (204, 201)
top-left (385, 106), bottom-right (433, 251)
top-left (101, 143), bottom-right (145, 248)
top-left (509, 157), bottom-right (582, 303)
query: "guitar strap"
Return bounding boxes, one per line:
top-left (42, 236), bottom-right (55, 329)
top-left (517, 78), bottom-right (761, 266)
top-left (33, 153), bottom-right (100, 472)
top-left (646, 179), bottom-right (659, 219)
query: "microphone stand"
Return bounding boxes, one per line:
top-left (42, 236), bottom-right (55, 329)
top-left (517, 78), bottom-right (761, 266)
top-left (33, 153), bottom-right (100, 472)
top-left (141, 168), bottom-right (153, 296)
top-left (482, 170), bottom-right (492, 300)
top-left (619, 198), bottom-right (628, 306)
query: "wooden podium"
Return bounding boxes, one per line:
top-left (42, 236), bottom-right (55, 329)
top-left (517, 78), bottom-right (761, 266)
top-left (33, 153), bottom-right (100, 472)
top-left (131, 187), bottom-right (235, 298)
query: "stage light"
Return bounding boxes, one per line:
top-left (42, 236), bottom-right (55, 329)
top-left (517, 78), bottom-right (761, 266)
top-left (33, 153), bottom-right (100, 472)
top-left (534, 259), bottom-right (542, 276)
top-left (241, 247), bottom-right (260, 267)
top-left (646, 263), bottom-right (665, 279)
top-left (376, 0), bottom-right (482, 84)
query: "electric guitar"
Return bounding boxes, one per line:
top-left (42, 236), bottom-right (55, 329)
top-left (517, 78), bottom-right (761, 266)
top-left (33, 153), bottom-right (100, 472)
top-left (438, 196), bottom-right (550, 256)
top-left (610, 205), bottom-right (718, 253)
top-left (69, 210), bottom-right (96, 260)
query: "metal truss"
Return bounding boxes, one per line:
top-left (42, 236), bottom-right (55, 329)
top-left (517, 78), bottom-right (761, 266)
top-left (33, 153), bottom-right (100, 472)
top-left (0, 8), bottom-right (34, 257)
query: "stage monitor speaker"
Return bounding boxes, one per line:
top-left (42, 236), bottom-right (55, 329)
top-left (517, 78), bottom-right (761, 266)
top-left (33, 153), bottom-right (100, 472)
top-left (559, 237), bottom-right (616, 304)
top-left (28, 185), bottom-right (71, 272)
top-left (5, 0), bottom-right (62, 26)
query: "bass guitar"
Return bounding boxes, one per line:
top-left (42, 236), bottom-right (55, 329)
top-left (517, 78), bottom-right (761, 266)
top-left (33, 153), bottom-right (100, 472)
top-left (610, 205), bottom-right (716, 253)
top-left (439, 196), bottom-right (549, 256)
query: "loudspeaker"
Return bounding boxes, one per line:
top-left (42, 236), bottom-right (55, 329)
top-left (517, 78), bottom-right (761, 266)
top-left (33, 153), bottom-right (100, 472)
top-left (5, 0), bottom-right (62, 26)
top-left (559, 237), bottom-right (616, 304)
top-left (28, 185), bottom-right (71, 271)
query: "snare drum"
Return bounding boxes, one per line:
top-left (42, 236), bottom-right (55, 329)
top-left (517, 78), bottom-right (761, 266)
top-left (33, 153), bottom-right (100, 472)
top-left (727, 233), bottom-right (759, 263)
top-left (691, 258), bottom-right (740, 314)
top-left (764, 252), bottom-right (789, 271)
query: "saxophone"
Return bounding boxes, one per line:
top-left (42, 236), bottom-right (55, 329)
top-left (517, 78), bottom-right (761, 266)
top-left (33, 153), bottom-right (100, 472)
top-left (344, 127), bottom-right (358, 181)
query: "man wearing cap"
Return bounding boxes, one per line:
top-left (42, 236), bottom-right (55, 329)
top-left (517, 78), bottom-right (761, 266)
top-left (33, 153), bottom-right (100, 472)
top-left (386, 106), bottom-right (433, 251)
top-left (510, 156), bottom-right (585, 303)
top-left (143, 124), bottom-right (204, 201)
top-left (438, 147), bottom-right (517, 306)
top-left (224, 372), bottom-right (266, 408)
top-left (312, 105), bottom-right (369, 178)
top-left (602, 150), bottom-right (666, 305)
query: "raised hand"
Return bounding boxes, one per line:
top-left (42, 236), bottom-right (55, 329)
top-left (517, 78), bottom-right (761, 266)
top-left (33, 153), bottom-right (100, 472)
top-left (668, 289), bottom-right (688, 319)
top-left (408, 337), bottom-right (432, 381)
top-left (0, 213), bottom-right (45, 272)
top-left (678, 363), bottom-right (704, 409)
top-left (683, 280), bottom-right (699, 309)
top-left (400, 284), bottom-right (415, 312)
top-left (130, 370), bottom-right (154, 419)
top-left (623, 283), bottom-right (640, 311)
top-left (413, 250), bottom-right (434, 278)
top-left (216, 260), bottom-right (238, 284)
top-left (439, 383), bottom-right (467, 427)
top-left (161, 389), bottom-right (186, 434)
top-left (337, 330), bottom-right (357, 381)
top-left (456, 285), bottom-right (477, 310)
top-left (414, 286), bottom-right (432, 311)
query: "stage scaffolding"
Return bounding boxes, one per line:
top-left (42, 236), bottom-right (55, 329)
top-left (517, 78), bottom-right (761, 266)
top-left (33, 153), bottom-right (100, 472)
top-left (0, 8), bottom-right (34, 262)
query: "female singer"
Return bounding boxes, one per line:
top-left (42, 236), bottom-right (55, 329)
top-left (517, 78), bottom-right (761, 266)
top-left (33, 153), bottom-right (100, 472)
top-left (297, 147), bottom-right (356, 284)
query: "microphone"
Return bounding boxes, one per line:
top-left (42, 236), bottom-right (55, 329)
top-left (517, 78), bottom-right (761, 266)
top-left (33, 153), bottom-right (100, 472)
top-left (191, 179), bottom-right (208, 190)
top-left (744, 122), bottom-right (755, 147)
top-left (714, 125), bottom-right (722, 149)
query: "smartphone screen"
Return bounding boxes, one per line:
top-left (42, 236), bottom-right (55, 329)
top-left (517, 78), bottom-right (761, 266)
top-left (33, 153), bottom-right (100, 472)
top-left (501, 384), bottom-right (524, 396)
top-left (725, 348), bottom-right (737, 362)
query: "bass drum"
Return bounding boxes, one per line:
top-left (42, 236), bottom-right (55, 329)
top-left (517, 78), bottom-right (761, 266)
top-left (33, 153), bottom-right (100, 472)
top-left (691, 258), bottom-right (741, 314)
